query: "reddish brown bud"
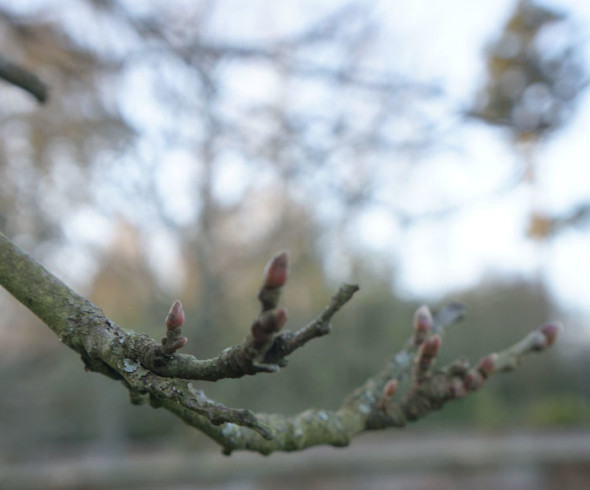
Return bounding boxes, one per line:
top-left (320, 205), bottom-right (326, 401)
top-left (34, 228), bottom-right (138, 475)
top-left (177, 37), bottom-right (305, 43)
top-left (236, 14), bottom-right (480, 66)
top-left (530, 331), bottom-right (548, 351)
top-left (273, 308), bottom-right (288, 331)
top-left (417, 335), bottom-right (441, 373)
top-left (251, 321), bottom-right (267, 341)
top-left (413, 305), bottom-right (433, 333)
top-left (165, 300), bottom-right (184, 329)
top-left (539, 322), bottom-right (561, 347)
top-left (378, 378), bottom-right (399, 409)
top-left (252, 308), bottom-right (288, 340)
top-left (170, 337), bottom-right (187, 350)
top-left (383, 379), bottom-right (398, 398)
top-left (262, 251), bottom-right (289, 289)
top-left (478, 354), bottom-right (497, 376)
top-left (463, 371), bottom-right (479, 391)
top-left (421, 335), bottom-right (441, 359)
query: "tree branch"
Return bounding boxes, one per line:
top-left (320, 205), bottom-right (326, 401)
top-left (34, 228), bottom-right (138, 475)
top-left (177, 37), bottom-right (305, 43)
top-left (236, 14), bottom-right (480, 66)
top-left (0, 231), bottom-right (561, 455)
top-left (0, 56), bottom-right (49, 103)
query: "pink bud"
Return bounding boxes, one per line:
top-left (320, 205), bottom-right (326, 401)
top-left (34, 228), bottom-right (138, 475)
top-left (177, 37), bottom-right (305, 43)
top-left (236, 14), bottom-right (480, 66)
top-left (539, 322), bottom-right (561, 347)
top-left (478, 354), bottom-right (497, 376)
top-left (413, 305), bottom-right (433, 332)
top-left (171, 337), bottom-right (187, 350)
top-left (251, 321), bottom-right (267, 341)
top-left (274, 308), bottom-right (288, 331)
top-left (383, 379), bottom-right (398, 397)
top-left (262, 251), bottom-right (289, 289)
top-left (260, 308), bottom-right (288, 334)
top-left (166, 300), bottom-right (184, 329)
top-left (252, 308), bottom-right (288, 341)
top-left (463, 371), bottom-right (479, 390)
top-left (421, 335), bottom-right (441, 358)
top-left (531, 332), bottom-right (548, 351)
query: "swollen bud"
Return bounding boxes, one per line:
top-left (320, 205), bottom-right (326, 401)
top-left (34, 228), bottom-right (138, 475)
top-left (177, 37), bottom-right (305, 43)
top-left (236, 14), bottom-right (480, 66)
top-left (463, 371), bottom-right (479, 391)
top-left (478, 354), bottom-right (497, 376)
top-left (421, 335), bottom-right (441, 359)
top-left (273, 308), bottom-right (288, 331)
top-left (262, 251), bottom-right (289, 289)
top-left (416, 335), bottom-right (441, 373)
top-left (251, 308), bottom-right (288, 341)
top-left (413, 305), bottom-right (433, 346)
top-left (413, 305), bottom-right (433, 333)
top-left (383, 379), bottom-right (398, 398)
top-left (166, 300), bottom-right (185, 329)
top-left (531, 331), bottom-right (548, 351)
top-left (170, 337), bottom-right (188, 350)
top-left (378, 378), bottom-right (398, 409)
top-left (539, 322), bottom-right (562, 347)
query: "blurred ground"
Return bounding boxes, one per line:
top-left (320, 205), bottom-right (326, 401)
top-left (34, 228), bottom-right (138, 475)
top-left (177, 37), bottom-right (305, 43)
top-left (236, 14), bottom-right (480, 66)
top-left (2, 428), bottom-right (590, 489)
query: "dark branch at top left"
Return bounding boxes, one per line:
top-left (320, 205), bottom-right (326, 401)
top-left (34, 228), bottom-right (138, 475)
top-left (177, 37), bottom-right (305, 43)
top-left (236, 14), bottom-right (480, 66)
top-left (0, 55), bottom-right (49, 103)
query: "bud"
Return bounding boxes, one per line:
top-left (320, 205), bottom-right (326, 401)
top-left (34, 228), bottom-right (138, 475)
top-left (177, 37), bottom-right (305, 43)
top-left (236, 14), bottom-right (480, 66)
top-left (252, 308), bottom-right (288, 340)
top-left (166, 300), bottom-right (185, 329)
top-left (477, 354), bottom-right (497, 376)
top-left (413, 305), bottom-right (433, 333)
top-left (449, 378), bottom-right (467, 398)
top-left (530, 331), bottom-right (548, 351)
top-left (170, 337), bottom-right (188, 350)
top-left (421, 335), bottom-right (441, 359)
top-left (539, 322), bottom-right (561, 347)
top-left (383, 379), bottom-right (398, 398)
top-left (463, 371), bottom-right (479, 391)
top-left (260, 308), bottom-right (288, 334)
top-left (251, 320), bottom-right (267, 341)
top-left (378, 378), bottom-right (399, 409)
top-left (417, 335), bottom-right (441, 372)
top-left (262, 251), bottom-right (289, 289)
top-left (273, 308), bottom-right (288, 331)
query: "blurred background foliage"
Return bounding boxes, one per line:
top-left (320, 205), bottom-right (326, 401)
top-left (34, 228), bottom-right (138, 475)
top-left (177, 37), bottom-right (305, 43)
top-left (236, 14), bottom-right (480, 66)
top-left (1, 0), bottom-right (589, 461)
